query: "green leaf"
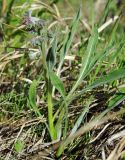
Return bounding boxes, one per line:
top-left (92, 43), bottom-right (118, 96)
top-left (90, 68), bottom-right (125, 88)
top-left (70, 106), bottom-right (89, 136)
top-left (99, 0), bottom-right (112, 25)
top-left (57, 8), bottom-right (81, 75)
top-left (14, 140), bottom-right (24, 153)
top-left (55, 108), bottom-right (65, 140)
top-left (80, 27), bottom-right (98, 79)
top-left (73, 68), bottom-right (125, 102)
top-left (49, 70), bottom-right (66, 98)
top-left (69, 27), bottom-right (98, 95)
top-left (28, 80), bottom-right (41, 116)
top-left (108, 87), bottom-right (125, 109)
top-left (60, 8), bottom-right (81, 60)
top-left (46, 36), bottom-right (57, 69)
top-left (108, 94), bottom-right (125, 109)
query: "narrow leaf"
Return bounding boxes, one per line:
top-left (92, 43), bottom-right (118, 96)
top-left (55, 108), bottom-right (65, 140)
top-left (80, 27), bottom-right (98, 79)
top-left (70, 106), bottom-right (89, 136)
top-left (108, 87), bottom-right (125, 109)
top-left (57, 8), bottom-right (81, 76)
top-left (72, 68), bottom-right (125, 102)
top-left (60, 8), bottom-right (81, 60)
top-left (46, 36), bottom-right (57, 69)
top-left (49, 70), bottom-right (65, 98)
top-left (90, 68), bottom-right (125, 88)
top-left (28, 80), bottom-right (41, 116)
top-left (69, 27), bottom-right (98, 95)
top-left (108, 94), bottom-right (125, 109)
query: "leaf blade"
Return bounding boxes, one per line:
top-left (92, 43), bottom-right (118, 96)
top-left (72, 68), bottom-right (125, 102)
top-left (49, 70), bottom-right (66, 98)
top-left (28, 80), bottom-right (41, 116)
top-left (68, 27), bottom-right (98, 95)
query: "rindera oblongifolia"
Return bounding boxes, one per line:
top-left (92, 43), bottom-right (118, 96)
top-left (22, 10), bottom-right (53, 59)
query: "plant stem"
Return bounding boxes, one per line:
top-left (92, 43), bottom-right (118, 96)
top-left (47, 80), bottom-right (56, 140)
top-left (40, 43), bottom-right (56, 140)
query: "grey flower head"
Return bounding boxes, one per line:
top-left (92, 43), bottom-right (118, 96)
top-left (29, 51), bottom-right (41, 60)
top-left (31, 36), bottom-right (44, 47)
top-left (22, 10), bottom-right (46, 28)
top-left (22, 10), bottom-right (32, 25)
top-left (36, 19), bottom-right (46, 27)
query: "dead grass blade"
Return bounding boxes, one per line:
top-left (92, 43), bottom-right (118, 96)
top-left (107, 137), bottom-right (125, 160)
top-left (56, 109), bottom-right (125, 157)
